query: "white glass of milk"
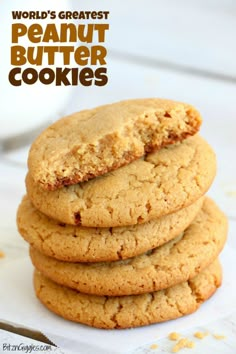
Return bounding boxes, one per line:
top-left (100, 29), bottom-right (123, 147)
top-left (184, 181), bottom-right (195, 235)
top-left (0, 0), bottom-right (73, 147)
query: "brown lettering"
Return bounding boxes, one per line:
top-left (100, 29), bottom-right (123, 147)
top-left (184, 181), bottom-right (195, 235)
top-left (8, 67), bottom-right (21, 86)
top-left (11, 46), bottom-right (27, 65)
top-left (60, 23), bottom-right (77, 42)
top-left (27, 46), bottom-right (43, 65)
top-left (55, 67), bottom-right (71, 86)
top-left (43, 24), bottom-right (59, 42)
top-left (22, 68), bottom-right (38, 85)
top-left (71, 68), bottom-right (79, 85)
top-left (80, 67), bottom-right (94, 86)
top-left (74, 46), bottom-right (90, 65)
top-left (12, 23), bottom-right (27, 43)
top-left (91, 46), bottom-right (107, 65)
top-left (78, 24), bottom-right (94, 43)
top-left (39, 68), bottom-right (55, 84)
top-left (43, 46), bottom-right (59, 65)
top-left (94, 24), bottom-right (109, 42)
top-left (28, 24), bottom-right (43, 43)
top-left (59, 46), bottom-right (74, 65)
top-left (94, 67), bottom-right (108, 86)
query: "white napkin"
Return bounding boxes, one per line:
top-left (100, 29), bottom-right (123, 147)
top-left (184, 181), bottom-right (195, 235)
top-left (0, 243), bottom-right (235, 354)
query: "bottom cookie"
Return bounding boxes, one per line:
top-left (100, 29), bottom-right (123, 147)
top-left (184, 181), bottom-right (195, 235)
top-left (34, 259), bottom-right (222, 329)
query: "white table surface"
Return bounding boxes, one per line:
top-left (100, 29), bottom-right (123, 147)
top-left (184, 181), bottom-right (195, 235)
top-left (1, 0), bottom-right (236, 353)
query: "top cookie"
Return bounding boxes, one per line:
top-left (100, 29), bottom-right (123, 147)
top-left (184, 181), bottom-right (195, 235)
top-left (26, 135), bottom-right (216, 227)
top-left (28, 98), bottom-right (202, 190)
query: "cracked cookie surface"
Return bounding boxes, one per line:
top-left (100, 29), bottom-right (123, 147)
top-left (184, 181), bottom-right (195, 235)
top-left (30, 198), bottom-right (227, 296)
top-left (28, 98), bottom-right (202, 190)
top-left (26, 135), bottom-right (216, 227)
top-left (33, 259), bottom-right (222, 329)
top-left (17, 196), bottom-right (203, 262)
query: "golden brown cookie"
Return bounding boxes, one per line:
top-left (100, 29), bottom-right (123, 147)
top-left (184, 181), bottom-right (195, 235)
top-left (30, 198), bottom-right (227, 296)
top-left (33, 259), bottom-right (222, 329)
top-left (28, 98), bottom-right (202, 190)
top-left (26, 135), bottom-right (216, 227)
top-left (17, 195), bottom-right (203, 262)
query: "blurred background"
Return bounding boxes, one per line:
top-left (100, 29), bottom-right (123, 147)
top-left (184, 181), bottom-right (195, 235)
top-left (0, 0), bottom-right (236, 263)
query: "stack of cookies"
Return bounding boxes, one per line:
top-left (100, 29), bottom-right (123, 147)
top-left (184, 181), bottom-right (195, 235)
top-left (17, 99), bottom-right (228, 329)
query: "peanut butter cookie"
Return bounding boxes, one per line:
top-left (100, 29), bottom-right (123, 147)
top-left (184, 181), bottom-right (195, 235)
top-left (33, 259), bottom-right (222, 329)
top-left (28, 98), bottom-right (202, 190)
top-left (26, 135), bottom-right (216, 227)
top-left (30, 198), bottom-right (227, 296)
top-left (17, 195), bottom-right (203, 262)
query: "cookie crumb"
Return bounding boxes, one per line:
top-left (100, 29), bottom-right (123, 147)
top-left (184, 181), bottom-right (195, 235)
top-left (194, 331), bottom-right (208, 339)
top-left (226, 190), bottom-right (236, 197)
top-left (213, 334), bottom-right (225, 340)
top-left (168, 332), bottom-right (181, 341)
top-left (172, 338), bottom-right (195, 352)
top-left (0, 250), bottom-right (5, 258)
top-left (150, 343), bottom-right (158, 349)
